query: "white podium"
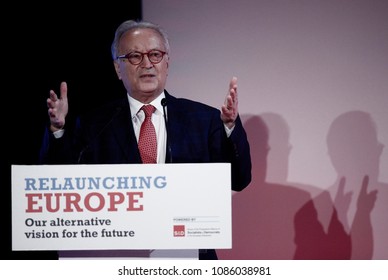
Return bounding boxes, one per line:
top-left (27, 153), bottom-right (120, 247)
top-left (12, 163), bottom-right (232, 259)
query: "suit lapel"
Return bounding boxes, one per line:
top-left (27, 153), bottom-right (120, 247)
top-left (164, 91), bottom-right (187, 162)
top-left (110, 99), bottom-right (142, 163)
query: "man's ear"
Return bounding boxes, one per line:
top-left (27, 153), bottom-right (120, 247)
top-left (113, 60), bottom-right (122, 80)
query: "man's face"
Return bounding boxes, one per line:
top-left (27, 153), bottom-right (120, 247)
top-left (114, 28), bottom-right (169, 103)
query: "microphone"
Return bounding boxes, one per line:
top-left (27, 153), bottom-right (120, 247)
top-left (161, 98), bottom-right (172, 163)
top-left (78, 106), bottom-right (122, 163)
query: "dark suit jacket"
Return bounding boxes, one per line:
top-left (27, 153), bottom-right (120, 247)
top-left (40, 90), bottom-right (251, 259)
top-left (40, 90), bottom-right (251, 191)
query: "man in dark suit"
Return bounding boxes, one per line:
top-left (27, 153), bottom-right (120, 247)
top-left (40, 20), bottom-right (251, 259)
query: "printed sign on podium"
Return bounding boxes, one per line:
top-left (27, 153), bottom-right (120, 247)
top-left (12, 163), bottom-right (231, 251)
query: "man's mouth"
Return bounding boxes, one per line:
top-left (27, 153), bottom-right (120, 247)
top-left (140, 74), bottom-right (155, 78)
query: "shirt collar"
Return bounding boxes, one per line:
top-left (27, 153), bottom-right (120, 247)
top-left (128, 91), bottom-right (166, 118)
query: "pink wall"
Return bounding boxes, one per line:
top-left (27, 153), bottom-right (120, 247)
top-left (143, 0), bottom-right (388, 259)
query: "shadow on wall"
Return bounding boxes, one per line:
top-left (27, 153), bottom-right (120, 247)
top-left (217, 113), bottom-right (311, 259)
top-left (217, 111), bottom-right (387, 259)
top-left (296, 110), bottom-right (387, 259)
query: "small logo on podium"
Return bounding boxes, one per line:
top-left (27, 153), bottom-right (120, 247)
top-left (173, 225), bottom-right (185, 237)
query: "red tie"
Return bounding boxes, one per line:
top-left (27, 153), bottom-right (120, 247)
top-left (138, 105), bottom-right (157, 163)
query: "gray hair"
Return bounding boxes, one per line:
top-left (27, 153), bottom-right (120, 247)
top-left (111, 20), bottom-right (170, 60)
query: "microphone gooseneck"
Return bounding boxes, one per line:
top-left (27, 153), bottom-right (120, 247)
top-left (161, 98), bottom-right (172, 163)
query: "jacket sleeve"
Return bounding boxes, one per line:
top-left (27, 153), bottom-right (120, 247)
top-left (227, 115), bottom-right (252, 191)
top-left (39, 119), bottom-right (82, 164)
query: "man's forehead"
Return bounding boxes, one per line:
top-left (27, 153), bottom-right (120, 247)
top-left (120, 29), bottom-right (163, 49)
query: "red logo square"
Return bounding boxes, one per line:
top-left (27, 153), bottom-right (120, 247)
top-left (173, 225), bottom-right (185, 237)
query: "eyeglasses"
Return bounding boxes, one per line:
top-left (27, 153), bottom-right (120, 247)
top-left (117, 50), bottom-right (167, 65)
